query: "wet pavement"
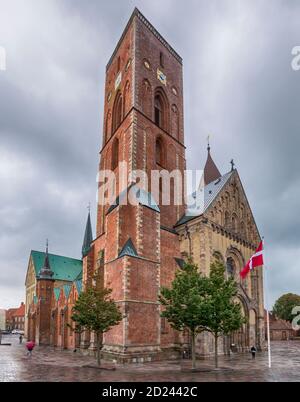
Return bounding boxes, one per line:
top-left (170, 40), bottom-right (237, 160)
top-left (0, 335), bottom-right (300, 382)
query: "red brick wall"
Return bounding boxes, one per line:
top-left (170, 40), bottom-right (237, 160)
top-left (93, 11), bottom-right (186, 357)
top-left (36, 279), bottom-right (54, 346)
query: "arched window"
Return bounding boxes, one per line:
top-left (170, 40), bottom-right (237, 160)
top-left (225, 211), bottom-right (230, 228)
top-left (213, 251), bottom-right (224, 264)
top-left (226, 257), bottom-right (235, 278)
top-left (112, 91), bottom-right (123, 134)
top-left (141, 79), bottom-right (152, 118)
top-left (171, 104), bottom-right (180, 140)
top-left (123, 81), bottom-right (130, 118)
top-left (111, 138), bottom-right (119, 171)
top-left (251, 273), bottom-right (258, 300)
top-left (105, 110), bottom-right (111, 143)
top-left (156, 137), bottom-right (164, 166)
top-left (240, 221), bottom-right (246, 238)
top-left (160, 52), bottom-right (164, 68)
top-left (232, 214), bottom-right (238, 233)
top-left (154, 95), bottom-right (163, 128)
top-left (154, 88), bottom-right (169, 131)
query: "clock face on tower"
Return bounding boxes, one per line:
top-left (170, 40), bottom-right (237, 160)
top-left (157, 68), bottom-right (167, 86)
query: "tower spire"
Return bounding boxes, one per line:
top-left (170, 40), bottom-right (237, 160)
top-left (203, 140), bottom-right (221, 186)
top-left (39, 239), bottom-right (54, 280)
top-left (82, 206), bottom-right (93, 258)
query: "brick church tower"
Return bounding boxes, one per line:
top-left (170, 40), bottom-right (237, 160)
top-left (35, 242), bottom-right (54, 345)
top-left (85, 8), bottom-right (187, 362)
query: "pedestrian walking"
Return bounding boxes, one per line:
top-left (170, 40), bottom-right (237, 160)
top-left (250, 345), bottom-right (257, 359)
top-left (19, 334), bottom-right (23, 344)
top-left (26, 340), bottom-right (35, 357)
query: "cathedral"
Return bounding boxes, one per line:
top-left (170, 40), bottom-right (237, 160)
top-left (25, 8), bottom-right (265, 362)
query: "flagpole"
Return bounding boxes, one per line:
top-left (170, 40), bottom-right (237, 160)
top-left (262, 237), bottom-right (272, 369)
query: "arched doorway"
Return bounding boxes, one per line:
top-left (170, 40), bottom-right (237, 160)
top-left (50, 309), bottom-right (57, 347)
top-left (249, 309), bottom-right (259, 348)
top-left (229, 296), bottom-right (249, 353)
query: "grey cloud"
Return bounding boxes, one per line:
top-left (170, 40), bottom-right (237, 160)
top-left (0, 0), bottom-right (300, 308)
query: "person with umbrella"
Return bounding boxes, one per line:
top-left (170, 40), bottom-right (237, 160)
top-left (26, 340), bottom-right (35, 357)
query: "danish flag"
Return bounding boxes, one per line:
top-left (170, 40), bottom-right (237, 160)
top-left (240, 241), bottom-right (264, 279)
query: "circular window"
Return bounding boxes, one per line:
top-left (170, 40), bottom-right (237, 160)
top-left (143, 59), bottom-right (151, 70)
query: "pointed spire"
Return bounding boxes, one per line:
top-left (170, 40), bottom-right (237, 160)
top-left (230, 159), bottom-right (235, 172)
top-left (82, 207), bottom-right (93, 258)
top-left (203, 142), bottom-right (221, 186)
top-left (39, 239), bottom-right (54, 280)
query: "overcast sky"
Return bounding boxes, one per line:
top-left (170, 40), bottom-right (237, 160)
top-left (0, 0), bottom-right (299, 309)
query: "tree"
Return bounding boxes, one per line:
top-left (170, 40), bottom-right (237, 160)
top-left (273, 293), bottom-right (300, 323)
top-left (203, 261), bottom-right (245, 369)
top-left (159, 261), bottom-right (209, 370)
top-left (71, 287), bottom-right (122, 366)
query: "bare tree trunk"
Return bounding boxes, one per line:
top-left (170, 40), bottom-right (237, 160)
top-left (191, 330), bottom-right (196, 370)
top-left (96, 332), bottom-right (101, 367)
top-left (214, 333), bottom-right (218, 369)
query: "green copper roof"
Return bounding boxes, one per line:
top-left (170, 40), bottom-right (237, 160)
top-left (82, 212), bottom-right (93, 257)
top-left (107, 185), bottom-right (160, 215)
top-left (31, 251), bottom-right (82, 282)
top-left (63, 284), bottom-right (72, 300)
top-left (75, 271), bottom-right (83, 281)
top-left (175, 258), bottom-right (185, 269)
top-left (54, 287), bottom-right (61, 301)
top-left (75, 280), bottom-right (82, 295)
top-left (118, 238), bottom-right (138, 258)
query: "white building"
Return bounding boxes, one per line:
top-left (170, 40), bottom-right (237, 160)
top-left (0, 309), bottom-right (6, 331)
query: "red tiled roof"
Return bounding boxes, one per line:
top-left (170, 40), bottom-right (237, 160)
top-left (264, 310), bottom-right (293, 330)
top-left (6, 308), bottom-right (17, 320)
top-left (14, 303), bottom-right (25, 317)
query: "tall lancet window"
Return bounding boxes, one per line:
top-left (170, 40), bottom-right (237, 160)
top-left (154, 95), bottom-right (163, 128)
top-left (112, 91), bottom-right (123, 134)
top-left (112, 137), bottom-right (119, 171)
top-left (156, 137), bottom-right (164, 166)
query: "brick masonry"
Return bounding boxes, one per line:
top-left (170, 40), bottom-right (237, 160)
top-left (25, 8), bottom-right (265, 363)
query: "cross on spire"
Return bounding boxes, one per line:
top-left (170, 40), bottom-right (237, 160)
top-left (207, 134), bottom-right (211, 152)
top-left (231, 159), bottom-right (235, 171)
top-left (87, 202), bottom-right (91, 214)
top-left (39, 238), bottom-right (53, 280)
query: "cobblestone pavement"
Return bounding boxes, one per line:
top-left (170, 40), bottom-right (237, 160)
top-left (1, 335), bottom-right (300, 382)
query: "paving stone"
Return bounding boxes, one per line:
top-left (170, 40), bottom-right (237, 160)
top-left (0, 335), bottom-right (299, 382)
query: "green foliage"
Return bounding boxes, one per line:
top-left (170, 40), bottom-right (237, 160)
top-left (159, 260), bottom-right (209, 369)
top-left (71, 287), bottom-right (122, 334)
top-left (203, 261), bottom-right (245, 337)
top-left (159, 261), bottom-right (209, 334)
top-left (71, 287), bottom-right (122, 366)
top-left (273, 293), bottom-right (300, 322)
top-left (159, 260), bottom-right (245, 369)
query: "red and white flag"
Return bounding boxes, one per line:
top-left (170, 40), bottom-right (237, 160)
top-left (240, 241), bottom-right (264, 279)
